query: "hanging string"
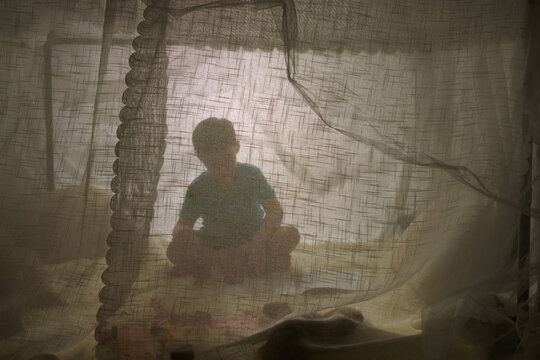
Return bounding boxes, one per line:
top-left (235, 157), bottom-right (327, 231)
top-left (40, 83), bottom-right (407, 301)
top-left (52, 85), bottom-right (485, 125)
top-left (43, 31), bottom-right (56, 192)
top-left (276, 0), bottom-right (540, 218)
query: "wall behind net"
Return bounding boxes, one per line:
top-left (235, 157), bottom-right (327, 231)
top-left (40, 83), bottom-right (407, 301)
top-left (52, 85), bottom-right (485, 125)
top-left (0, 0), bottom-right (537, 359)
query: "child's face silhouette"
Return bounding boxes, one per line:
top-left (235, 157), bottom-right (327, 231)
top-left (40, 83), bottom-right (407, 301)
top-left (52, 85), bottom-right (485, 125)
top-left (197, 142), bottom-right (240, 187)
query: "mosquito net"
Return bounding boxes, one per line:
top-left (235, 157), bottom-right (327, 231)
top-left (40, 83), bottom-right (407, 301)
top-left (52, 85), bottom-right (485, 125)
top-left (1, 0), bottom-right (539, 359)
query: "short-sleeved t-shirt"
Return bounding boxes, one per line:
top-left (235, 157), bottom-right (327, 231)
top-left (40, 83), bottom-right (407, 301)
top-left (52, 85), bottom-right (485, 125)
top-left (180, 163), bottom-right (275, 247)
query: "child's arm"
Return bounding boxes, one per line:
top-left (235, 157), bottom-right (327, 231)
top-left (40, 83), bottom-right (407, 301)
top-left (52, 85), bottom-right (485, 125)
top-left (252, 196), bottom-right (284, 242)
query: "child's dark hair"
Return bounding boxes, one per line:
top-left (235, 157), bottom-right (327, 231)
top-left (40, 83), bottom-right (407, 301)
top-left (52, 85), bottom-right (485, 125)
top-left (192, 117), bottom-right (237, 154)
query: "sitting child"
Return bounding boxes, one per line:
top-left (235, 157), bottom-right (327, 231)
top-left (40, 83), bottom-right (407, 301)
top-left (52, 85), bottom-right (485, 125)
top-left (167, 117), bottom-right (300, 283)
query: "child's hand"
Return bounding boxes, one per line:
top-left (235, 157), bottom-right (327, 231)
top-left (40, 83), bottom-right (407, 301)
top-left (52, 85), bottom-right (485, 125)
top-left (172, 225), bottom-right (187, 238)
top-left (173, 227), bottom-right (199, 240)
top-left (172, 218), bottom-right (196, 238)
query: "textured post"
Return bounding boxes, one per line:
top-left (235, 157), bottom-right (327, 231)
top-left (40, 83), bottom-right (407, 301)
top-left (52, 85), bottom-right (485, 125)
top-left (95, 2), bottom-right (169, 358)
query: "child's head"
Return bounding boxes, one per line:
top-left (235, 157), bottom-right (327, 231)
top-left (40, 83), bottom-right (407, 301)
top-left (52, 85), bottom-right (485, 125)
top-left (193, 118), bottom-right (240, 184)
top-left (192, 117), bottom-right (237, 154)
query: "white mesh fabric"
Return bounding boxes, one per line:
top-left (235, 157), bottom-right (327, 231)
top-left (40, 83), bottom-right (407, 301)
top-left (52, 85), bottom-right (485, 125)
top-left (0, 0), bottom-right (538, 359)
